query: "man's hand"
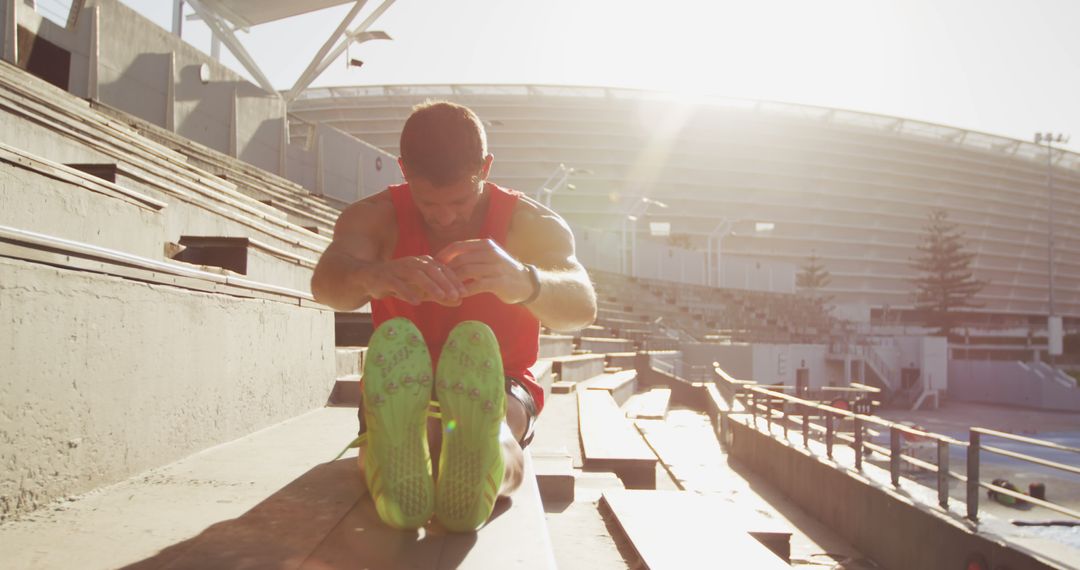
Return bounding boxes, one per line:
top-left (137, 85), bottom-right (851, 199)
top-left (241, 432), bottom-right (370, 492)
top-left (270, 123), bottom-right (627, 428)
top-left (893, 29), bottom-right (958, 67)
top-left (359, 255), bottom-right (468, 306)
top-left (435, 239), bottom-right (536, 305)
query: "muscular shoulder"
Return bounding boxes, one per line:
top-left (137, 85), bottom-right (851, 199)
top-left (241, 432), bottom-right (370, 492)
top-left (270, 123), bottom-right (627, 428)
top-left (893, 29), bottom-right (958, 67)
top-left (506, 194), bottom-right (576, 266)
top-left (331, 189), bottom-right (397, 257)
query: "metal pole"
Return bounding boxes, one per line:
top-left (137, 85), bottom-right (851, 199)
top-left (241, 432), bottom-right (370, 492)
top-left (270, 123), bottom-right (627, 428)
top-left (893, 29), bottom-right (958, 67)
top-left (782, 402), bottom-right (789, 439)
top-left (890, 427), bottom-right (900, 487)
top-left (802, 404), bottom-right (809, 449)
top-left (937, 440), bottom-right (949, 509)
top-left (967, 430), bottom-right (980, 521)
top-left (1047, 138), bottom-right (1056, 371)
top-left (854, 416), bottom-right (863, 471)
top-left (716, 233), bottom-right (724, 288)
top-left (826, 412), bottom-right (834, 459)
top-left (706, 237), bottom-right (712, 287)
top-left (172, 0), bottom-right (184, 36)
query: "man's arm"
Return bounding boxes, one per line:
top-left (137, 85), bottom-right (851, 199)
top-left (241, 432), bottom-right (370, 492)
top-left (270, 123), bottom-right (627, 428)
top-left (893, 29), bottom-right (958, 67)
top-left (509, 208), bottom-right (597, 332)
top-left (311, 196), bottom-right (467, 311)
top-left (436, 200), bottom-right (597, 332)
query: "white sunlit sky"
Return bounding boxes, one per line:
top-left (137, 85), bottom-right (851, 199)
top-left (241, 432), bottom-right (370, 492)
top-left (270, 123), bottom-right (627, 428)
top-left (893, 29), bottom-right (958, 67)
top-left (117, 0), bottom-right (1080, 153)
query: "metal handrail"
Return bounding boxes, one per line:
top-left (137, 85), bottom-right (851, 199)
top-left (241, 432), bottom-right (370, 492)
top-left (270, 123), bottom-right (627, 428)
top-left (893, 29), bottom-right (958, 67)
top-left (727, 379), bottom-right (1080, 522)
top-left (973, 427), bottom-right (1080, 454)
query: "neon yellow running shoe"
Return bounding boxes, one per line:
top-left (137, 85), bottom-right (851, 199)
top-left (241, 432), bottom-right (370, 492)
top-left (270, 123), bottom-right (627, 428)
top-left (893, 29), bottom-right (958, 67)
top-left (361, 317), bottom-right (435, 530)
top-left (434, 321), bottom-right (506, 532)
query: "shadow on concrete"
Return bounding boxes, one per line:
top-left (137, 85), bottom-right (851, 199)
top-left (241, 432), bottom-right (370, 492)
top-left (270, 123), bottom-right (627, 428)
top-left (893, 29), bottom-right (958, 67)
top-left (121, 458), bottom-right (489, 569)
top-left (724, 455), bottom-right (880, 568)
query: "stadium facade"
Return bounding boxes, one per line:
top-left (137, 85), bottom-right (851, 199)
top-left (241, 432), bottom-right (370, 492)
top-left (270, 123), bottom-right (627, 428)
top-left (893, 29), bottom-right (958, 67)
top-left (290, 84), bottom-right (1080, 338)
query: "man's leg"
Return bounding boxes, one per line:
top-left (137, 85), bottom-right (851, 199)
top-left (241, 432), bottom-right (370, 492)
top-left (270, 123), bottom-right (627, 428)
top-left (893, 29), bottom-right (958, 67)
top-left (433, 321), bottom-right (509, 532)
top-left (358, 387), bottom-right (528, 497)
top-left (355, 318), bottom-right (435, 530)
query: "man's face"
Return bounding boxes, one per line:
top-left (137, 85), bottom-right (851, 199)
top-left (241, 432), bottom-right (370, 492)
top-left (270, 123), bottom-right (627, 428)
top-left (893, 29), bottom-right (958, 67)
top-left (401, 155), bottom-right (493, 240)
top-left (410, 174), bottom-right (485, 238)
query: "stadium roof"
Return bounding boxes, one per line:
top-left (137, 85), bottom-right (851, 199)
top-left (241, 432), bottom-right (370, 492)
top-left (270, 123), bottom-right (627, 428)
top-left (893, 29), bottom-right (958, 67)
top-left (185, 0), bottom-right (393, 97)
top-left (294, 83), bottom-right (1080, 174)
top-left (199, 0), bottom-right (354, 28)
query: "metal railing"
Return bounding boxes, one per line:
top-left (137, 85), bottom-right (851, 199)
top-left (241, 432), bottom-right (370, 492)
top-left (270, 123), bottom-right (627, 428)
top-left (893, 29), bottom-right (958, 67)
top-left (719, 370), bottom-right (1080, 522)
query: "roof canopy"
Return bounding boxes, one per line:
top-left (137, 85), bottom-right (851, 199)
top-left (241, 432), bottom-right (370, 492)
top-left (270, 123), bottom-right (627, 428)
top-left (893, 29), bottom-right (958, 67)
top-left (207, 0), bottom-right (354, 28)
top-left (183, 0), bottom-right (394, 98)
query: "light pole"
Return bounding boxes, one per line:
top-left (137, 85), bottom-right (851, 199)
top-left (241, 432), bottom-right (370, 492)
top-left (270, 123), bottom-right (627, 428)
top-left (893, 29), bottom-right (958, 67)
top-left (707, 219), bottom-right (732, 288)
top-left (1034, 132), bottom-right (1069, 367)
top-left (535, 164), bottom-right (592, 208)
top-left (705, 220), bottom-right (775, 288)
top-left (621, 197), bottom-right (668, 277)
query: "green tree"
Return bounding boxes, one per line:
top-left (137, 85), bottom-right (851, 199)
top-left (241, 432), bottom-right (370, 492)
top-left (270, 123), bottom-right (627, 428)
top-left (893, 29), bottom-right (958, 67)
top-left (910, 210), bottom-right (987, 336)
top-left (796, 250), bottom-right (832, 305)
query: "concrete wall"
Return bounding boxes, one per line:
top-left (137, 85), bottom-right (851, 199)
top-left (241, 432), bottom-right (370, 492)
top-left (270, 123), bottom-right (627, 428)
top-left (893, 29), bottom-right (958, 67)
top-left (678, 342), bottom-right (753, 379)
top-left (922, 336), bottom-right (948, 396)
top-left (284, 123), bottom-right (401, 205)
top-left (3, 0), bottom-right (287, 175)
top-left (949, 360), bottom-right (1080, 412)
top-left (0, 160), bottom-right (166, 260)
top-left (0, 257), bottom-right (336, 521)
top-left (685, 342), bottom-right (842, 390)
top-left (727, 418), bottom-right (1058, 570)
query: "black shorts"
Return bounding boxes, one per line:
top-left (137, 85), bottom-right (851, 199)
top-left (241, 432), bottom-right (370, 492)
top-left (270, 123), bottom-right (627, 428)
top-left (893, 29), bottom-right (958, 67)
top-left (356, 376), bottom-right (538, 448)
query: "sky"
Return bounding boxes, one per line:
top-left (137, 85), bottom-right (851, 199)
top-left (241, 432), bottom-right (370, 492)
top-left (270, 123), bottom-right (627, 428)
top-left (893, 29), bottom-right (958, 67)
top-left (118, 0), bottom-right (1080, 152)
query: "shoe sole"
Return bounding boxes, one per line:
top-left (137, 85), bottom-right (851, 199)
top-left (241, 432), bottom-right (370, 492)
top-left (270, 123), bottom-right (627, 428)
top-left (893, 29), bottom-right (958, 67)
top-left (434, 321), bottom-right (506, 532)
top-left (361, 317), bottom-right (435, 530)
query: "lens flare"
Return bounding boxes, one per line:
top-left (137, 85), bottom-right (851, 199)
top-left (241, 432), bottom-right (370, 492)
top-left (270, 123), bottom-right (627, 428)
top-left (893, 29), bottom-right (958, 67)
top-left (446, 419), bottom-right (457, 433)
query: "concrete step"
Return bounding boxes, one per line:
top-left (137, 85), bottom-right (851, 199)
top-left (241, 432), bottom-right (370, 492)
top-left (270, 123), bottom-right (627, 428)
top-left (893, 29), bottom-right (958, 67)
top-left (600, 490), bottom-right (790, 569)
top-left (624, 388), bottom-right (672, 420)
top-left (578, 336), bottom-right (635, 354)
top-left (577, 390), bottom-right (657, 490)
top-left (335, 347), bottom-right (366, 378)
top-left (545, 353), bottom-right (606, 384)
top-left (572, 470), bottom-right (626, 503)
top-left (538, 333), bottom-right (575, 359)
top-left (575, 324), bottom-right (615, 339)
top-left (606, 352), bottom-right (637, 370)
top-left (579, 369), bottom-right (639, 406)
top-left (328, 374), bottom-right (361, 407)
top-left (0, 406), bottom-right (558, 569)
top-left (532, 447), bottom-right (575, 505)
top-left (551, 381), bottom-right (577, 394)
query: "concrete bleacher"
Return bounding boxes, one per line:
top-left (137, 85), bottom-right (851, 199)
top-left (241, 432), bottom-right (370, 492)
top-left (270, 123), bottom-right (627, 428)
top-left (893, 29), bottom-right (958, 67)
top-left (590, 269), bottom-right (840, 345)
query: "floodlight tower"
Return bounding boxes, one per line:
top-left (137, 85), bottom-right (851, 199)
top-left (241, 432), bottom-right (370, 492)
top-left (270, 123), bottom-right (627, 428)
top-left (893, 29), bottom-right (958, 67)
top-left (621, 197), bottom-right (668, 277)
top-left (535, 164), bottom-right (591, 208)
top-left (1034, 132), bottom-right (1069, 367)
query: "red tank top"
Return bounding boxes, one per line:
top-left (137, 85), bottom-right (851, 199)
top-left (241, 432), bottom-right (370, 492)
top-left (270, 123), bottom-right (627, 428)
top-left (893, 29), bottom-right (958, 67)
top-left (371, 182), bottom-right (545, 412)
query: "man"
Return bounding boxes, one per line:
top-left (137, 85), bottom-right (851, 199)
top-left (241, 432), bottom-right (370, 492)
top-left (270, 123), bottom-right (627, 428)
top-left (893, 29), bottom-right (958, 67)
top-left (311, 101), bottom-right (597, 531)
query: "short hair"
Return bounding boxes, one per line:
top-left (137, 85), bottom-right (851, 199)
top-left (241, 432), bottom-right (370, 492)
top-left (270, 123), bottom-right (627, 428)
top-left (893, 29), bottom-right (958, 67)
top-left (399, 100), bottom-right (488, 186)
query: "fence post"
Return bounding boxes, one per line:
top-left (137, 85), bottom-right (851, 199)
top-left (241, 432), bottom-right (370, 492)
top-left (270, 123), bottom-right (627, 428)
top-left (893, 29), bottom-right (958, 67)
top-left (802, 403), bottom-right (809, 449)
top-left (767, 397), bottom-right (773, 431)
top-left (854, 416), bottom-right (863, 471)
top-left (937, 440), bottom-right (949, 509)
top-left (967, 430), bottom-right (980, 522)
top-left (750, 391), bottom-right (757, 427)
top-left (783, 401), bottom-right (789, 439)
top-left (826, 412), bottom-right (834, 460)
top-left (890, 427), bottom-right (901, 487)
